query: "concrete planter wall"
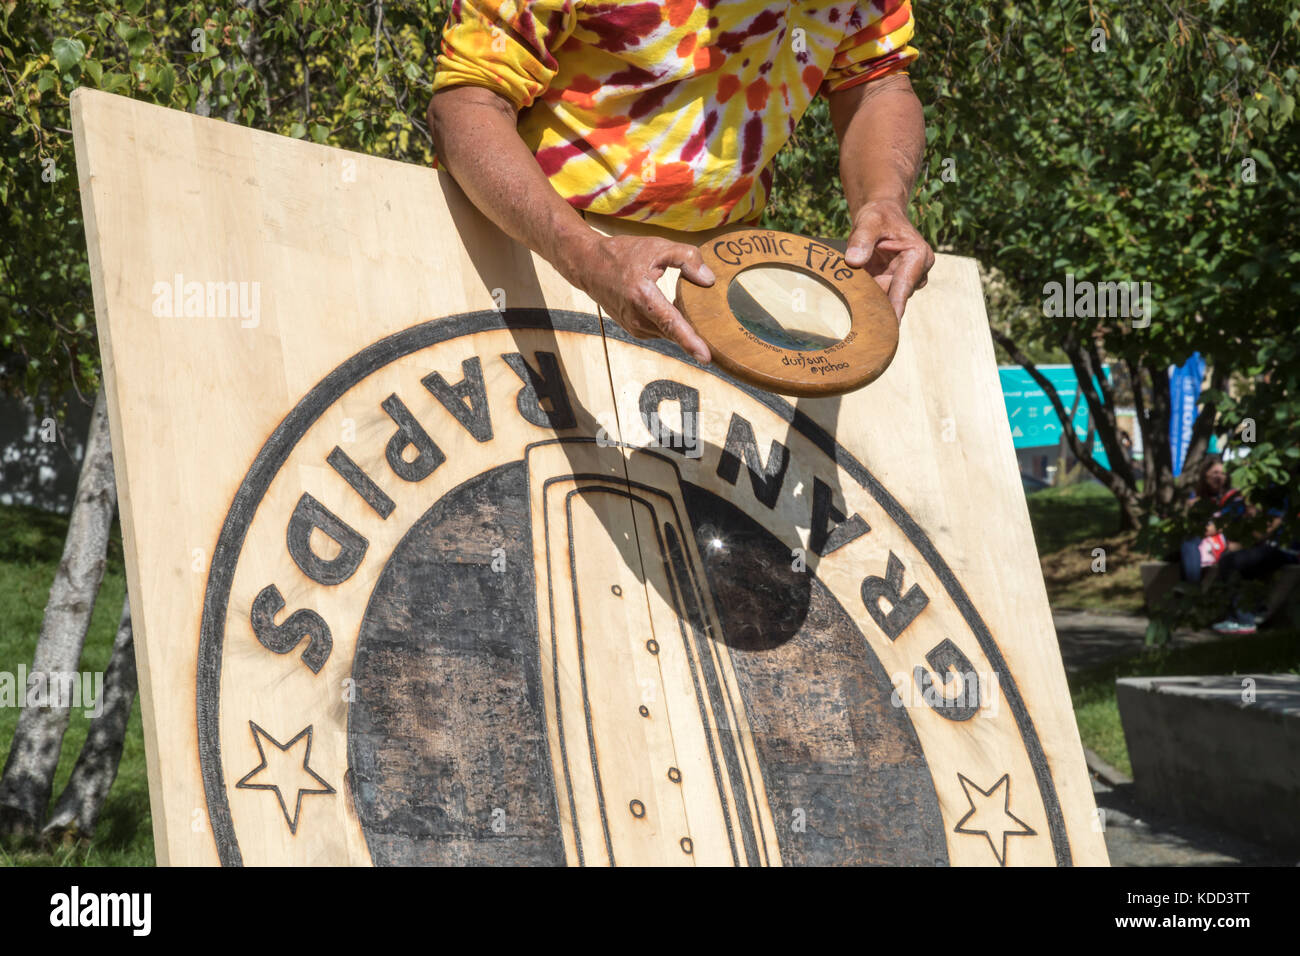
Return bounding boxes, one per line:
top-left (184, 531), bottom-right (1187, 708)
top-left (1117, 674), bottom-right (1300, 852)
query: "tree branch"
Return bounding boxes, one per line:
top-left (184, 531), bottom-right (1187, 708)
top-left (991, 326), bottom-right (1121, 492)
top-left (1066, 336), bottom-right (1136, 489)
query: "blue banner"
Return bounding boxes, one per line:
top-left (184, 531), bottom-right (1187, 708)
top-left (998, 365), bottom-right (1111, 469)
top-left (1169, 352), bottom-right (1205, 477)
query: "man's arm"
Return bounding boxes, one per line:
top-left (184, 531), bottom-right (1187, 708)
top-left (428, 86), bottom-right (715, 363)
top-left (828, 72), bottom-right (934, 320)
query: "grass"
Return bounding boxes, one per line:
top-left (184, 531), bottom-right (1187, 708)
top-left (1025, 481), bottom-right (1146, 613)
top-left (1067, 628), bottom-right (1300, 777)
top-left (1025, 480), bottom-right (1124, 555)
top-left (0, 502), bottom-right (154, 866)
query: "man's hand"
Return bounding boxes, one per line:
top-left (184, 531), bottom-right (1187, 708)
top-left (828, 72), bottom-right (930, 321)
top-left (845, 198), bottom-right (935, 321)
top-left (430, 86), bottom-right (715, 362)
top-left (562, 233), bottom-right (715, 364)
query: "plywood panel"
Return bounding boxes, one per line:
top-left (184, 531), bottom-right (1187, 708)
top-left (73, 88), bottom-right (1105, 866)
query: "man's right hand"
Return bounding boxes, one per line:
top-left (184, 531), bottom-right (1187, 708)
top-left (562, 233), bottom-right (716, 365)
top-left (429, 86), bottom-right (715, 363)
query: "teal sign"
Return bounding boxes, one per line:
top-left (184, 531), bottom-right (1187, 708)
top-left (998, 365), bottom-right (1110, 469)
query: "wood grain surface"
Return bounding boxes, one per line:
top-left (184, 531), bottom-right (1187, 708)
top-left (72, 88), bottom-right (1108, 867)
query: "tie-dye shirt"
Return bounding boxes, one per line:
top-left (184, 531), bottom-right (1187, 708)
top-left (432, 1), bottom-right (917, 231)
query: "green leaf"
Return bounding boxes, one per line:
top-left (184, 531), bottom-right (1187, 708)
top-left (51, 37), bottom-right (85, 73)
top-left (154, 63), bottom-right (176, 101)
top-left (1277, 94), bottom-right (1296, 126)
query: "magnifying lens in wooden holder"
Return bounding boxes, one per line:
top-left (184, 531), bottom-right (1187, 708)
top-left (674, 228), bottom-right (899, 398)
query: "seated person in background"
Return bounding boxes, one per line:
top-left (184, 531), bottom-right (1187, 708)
top-left (1211, 487), bottom-right (1299, 635)
top-left (1197, 519), bottom-right (1228, 570)
top-left (1180, 456), bottom-right (1241, 583)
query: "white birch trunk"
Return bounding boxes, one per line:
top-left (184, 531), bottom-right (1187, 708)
top-left (43, 593), bottom-right (137, 842)
top-left (0, 388), bottom-right (116, 838)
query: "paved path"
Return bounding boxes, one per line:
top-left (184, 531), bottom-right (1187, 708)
top-left (1092, 777), bottom-right (1294, 866)
top-left (1053, 609), bottom-right (1223, 674)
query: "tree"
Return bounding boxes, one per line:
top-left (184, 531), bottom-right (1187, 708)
top-left (0, 389), bottom-right (115, 837)
top-left (770, 1), bottom-right (1300, 536)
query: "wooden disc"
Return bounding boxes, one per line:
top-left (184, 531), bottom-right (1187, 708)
top-left (674, 228), bottom-right (899, 397)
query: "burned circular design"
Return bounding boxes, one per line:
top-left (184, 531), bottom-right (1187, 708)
top-left (680, 837), bottom-right (694, 855)
top-left (350, 462), bottom-right (948, 865)
top-left (630, 800), bottom-right (646, 819)
top-left (638, 705), bottom-right (650, 718)
top-left (611, 584), bottom-right (622, 597)
top-left (645, 639), bottom-right (660, 655)
top-left (198, 308), bottom-right (1070, 867)
top-left (668, 767), bottom-right (682, 784)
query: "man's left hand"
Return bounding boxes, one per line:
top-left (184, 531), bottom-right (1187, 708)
top-left (844, 199), bottom-right (934, 321)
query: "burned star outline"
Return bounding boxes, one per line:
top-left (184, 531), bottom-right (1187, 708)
top-left (235, 721), bottom-right (335, 835)
top-left (953, 772), bottom-right (1037, 866)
